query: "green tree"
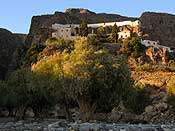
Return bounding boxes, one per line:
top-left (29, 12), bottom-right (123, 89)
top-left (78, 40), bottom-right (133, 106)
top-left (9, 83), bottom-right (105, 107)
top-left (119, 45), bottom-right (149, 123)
top-left (26, 43), bottom-right (46, 64)
top-left (112, 23), bottom-right (118, 43)
top-left (0, 80), bottom-right (17, 117)
top-left (167, 76), bottom-right (175, 111)
top-left (32, 38), bottom-right (132, 121)
top-left (120, 37), bottom-right (145, 58)
top-left (123, 87), bottom-right (150, 114)
top-left (97, 26), bottom-right (106, 36)
top-left (80, 19), bottom-right (88, 37)
top-left (6, 69), bottom-right (54, 119)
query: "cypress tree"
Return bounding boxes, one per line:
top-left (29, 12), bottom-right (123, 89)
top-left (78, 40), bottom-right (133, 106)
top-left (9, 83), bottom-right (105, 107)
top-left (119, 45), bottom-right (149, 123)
top-left (112, 23), bottom-right (118, 43)
top-left (80, 19), bottom-right (88, 37)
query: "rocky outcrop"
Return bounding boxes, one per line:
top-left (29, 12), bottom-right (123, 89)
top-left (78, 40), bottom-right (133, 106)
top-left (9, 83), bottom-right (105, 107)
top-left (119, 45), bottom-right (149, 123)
top-left (26, 9), bottom-right (175, 48)
top-left (140, 12), bottom-right (175, 47)
top-left (132, 71), bottom-right (175, 88)
top-left (0, 28), bottom-right (24, 80)
top-left (26, 8), bottom-right (137, 47)
top-left (145, 47), bottom-right (168, 65)
top-left (14, 33), bottom-right (27, 45)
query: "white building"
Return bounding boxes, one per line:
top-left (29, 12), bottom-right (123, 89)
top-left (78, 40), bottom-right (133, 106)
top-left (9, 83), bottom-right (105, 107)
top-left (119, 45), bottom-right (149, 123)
top-left (141, 39), bottom-right (175, 52)
top-left (118, 31), bottom-right (131, 39)
top-left (51, 20), bottom-right (141, 40)
top-left (52, 24), bottom-right (79, 40)
top-left (87, 20), bottom-right (141, 28)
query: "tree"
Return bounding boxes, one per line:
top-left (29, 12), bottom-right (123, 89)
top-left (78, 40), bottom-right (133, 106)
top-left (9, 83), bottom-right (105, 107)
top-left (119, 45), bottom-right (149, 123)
top-left (6, 69), bottom-right (54, 119)
top-left (0, 80), bottom-right (17, 117)
top-left (120, 37), bottom-right (145, 58)
top-left (26, 43), bottom-right (46, 64)
top-left (97, 26), bottom-right (106, 36)
top-left (112, 23), bottom-right (118, 43)
top-left (32, 38), bottom-right (132, 121)
top-left (80, 19), bottom-right (88, 37)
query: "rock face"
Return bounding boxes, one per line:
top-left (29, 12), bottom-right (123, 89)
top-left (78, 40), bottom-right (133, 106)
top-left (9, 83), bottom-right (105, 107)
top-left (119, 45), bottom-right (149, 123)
top-left (140, 12), bottom-right (175, 47)
top-left (0, 28), bottom-right (24, 80)
top-left (132, 71), bottom-right (175, 88)
top-left (145, 47), bottom-right (168, 65)
top-left (26, 9), bottom-right (175, 48)
top-left (26, 8), bottom-right (137, 46)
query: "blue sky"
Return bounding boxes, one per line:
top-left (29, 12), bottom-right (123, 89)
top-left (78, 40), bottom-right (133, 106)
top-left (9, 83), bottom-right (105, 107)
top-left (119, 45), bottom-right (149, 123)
top-left (0, 0), bottom-right (175, 33)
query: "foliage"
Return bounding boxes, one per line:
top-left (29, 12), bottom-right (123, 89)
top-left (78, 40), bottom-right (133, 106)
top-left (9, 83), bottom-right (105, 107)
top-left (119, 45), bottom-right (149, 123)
top-left (123, 86), bottom-right (150, 114)
top-left (79, 19), bottom-right (88, 37)
top-left (136, 63), bottom-right (175, 72)
top-left (4, 69), bottom-right (55, 118)
top-left (32, 38), bottom-right (132, 121)
top-left (0, 81), bottom-right (17, 112)
top-left (120, 37), bottom-right (145, 58)
top-left (111, 24), bottom-right (118, 43)
top-left (87, 35), bottom-right (100, 45)
top-left (26, 43), bottom-right (46, 64)
top-left (167, 76), bottom-right (175, 111)
top-left (45, 37), bottom-right (74, 52)
top-left (97, 26), bottom-right (106, 37)
top-left (87, 35), bottom-right (113, 44)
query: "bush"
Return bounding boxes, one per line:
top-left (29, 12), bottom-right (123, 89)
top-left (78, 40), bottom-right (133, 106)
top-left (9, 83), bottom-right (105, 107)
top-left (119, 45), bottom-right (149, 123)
top-left (45, 38), bottom-right (74, 52)
top-left (5, 69), bottom-right (55, 118)
top-left (167, 76), bottom-right (175, 111)
top-left (120, 37), bottom-right (145, 58)
top-left (136, 63), bottom-right (175, 72)
top-left (26, 43), bottom-right (46, 64)
top-left (123, 87), bottom-right (150, 114)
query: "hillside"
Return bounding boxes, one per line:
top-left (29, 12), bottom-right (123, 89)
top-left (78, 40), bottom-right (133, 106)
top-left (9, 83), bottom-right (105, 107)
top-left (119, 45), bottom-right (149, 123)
top-left (25, 8), bottom-right (137, 47)
top-left (25, 9), bottom-right (175, 48)
top-left (0, 28), bottom-right (25, 80)
top-left (140, 12), bottom-right (175, 47)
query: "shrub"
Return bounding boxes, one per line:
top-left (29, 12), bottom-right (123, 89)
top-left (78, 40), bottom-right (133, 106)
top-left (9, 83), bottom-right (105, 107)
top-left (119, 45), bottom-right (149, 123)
top-left (6, 69), bottom-right (55, 118)
top-left (136, 63), bottom-right (169, 72)
top-left (167, 76), bottom-right (175, 111)
top-left (120, 37), bottom-right (145, 58)
top-left (123, 87), bottom-right (150, 114)
top-left (26, 43), bottom-right (46, 64)
top-left (45, 38), bottom-right (74, 52)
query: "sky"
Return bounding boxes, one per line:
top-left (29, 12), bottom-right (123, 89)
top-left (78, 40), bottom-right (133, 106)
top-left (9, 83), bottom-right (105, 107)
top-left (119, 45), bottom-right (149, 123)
top-left (0, 0), bottom-right (175, 34)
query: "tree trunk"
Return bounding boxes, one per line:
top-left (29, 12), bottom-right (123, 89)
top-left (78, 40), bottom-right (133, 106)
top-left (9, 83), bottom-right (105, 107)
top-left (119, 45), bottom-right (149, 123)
top-left (78, 97), bottom-right (96, 122)
top-left (8, 108), bottom-right (14, 117)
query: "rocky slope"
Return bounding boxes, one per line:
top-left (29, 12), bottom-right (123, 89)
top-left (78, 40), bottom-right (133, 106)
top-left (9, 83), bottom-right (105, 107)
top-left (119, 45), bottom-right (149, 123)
top-left (140, 12), bottom-right (175, 47)
top-left (0, 28), bottom-right (25, 80)
top-left (132, 71), bottom-right (175, 88)
top-left (25, 8), bottom-right (137, 47)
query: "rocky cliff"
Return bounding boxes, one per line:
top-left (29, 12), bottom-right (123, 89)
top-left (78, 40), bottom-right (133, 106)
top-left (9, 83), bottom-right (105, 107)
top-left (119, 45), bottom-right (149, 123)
top-left (26, 9), bottom-right (175, 48)
top-left (0, 28), bottom-right (24, 80)
top-left (25, 8), bottom-right (137, 47)
top-left (140, 12), bottom-right (175, 47)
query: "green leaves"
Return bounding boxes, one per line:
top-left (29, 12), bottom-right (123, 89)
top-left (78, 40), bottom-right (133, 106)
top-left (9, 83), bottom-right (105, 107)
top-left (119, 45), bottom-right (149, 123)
top-left (79, 19), bottom-right (88, 37)
top-left (112, 23), bottom-right (118, 43)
